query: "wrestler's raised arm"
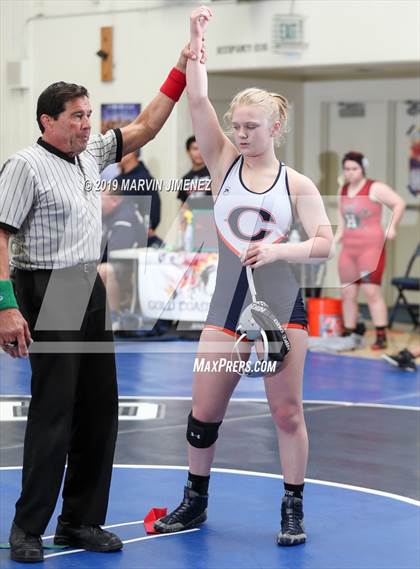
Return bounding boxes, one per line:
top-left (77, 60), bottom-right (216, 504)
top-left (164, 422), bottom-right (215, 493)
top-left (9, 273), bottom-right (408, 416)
top-left (121, 44), bottom-right (200, 155)
top-left (187, 6), bottom-right (238, 188)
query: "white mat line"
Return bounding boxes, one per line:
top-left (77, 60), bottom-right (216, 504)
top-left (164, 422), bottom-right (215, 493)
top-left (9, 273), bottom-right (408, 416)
top-left (43, 529), bottom-right (200, 559)
top-left (111, 465), bottom-right (420, 507)
top-left (118, 395), bottom-right (420, 411)
top-left (1, 464), bottom-right (418, 507)
top-left (43, 519), bottom-right (146, 541)
top-left (2, 394), bottom-right (418, 410)
top-left (376, 391), bottom-right (420, 403)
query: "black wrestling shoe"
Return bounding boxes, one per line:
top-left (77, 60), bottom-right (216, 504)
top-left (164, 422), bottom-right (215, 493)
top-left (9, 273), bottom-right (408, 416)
top-left (154, 486), bottom-right (208, 533)
top-left (371, 335), bottom-right (387, 350)
top-left (382, 349), bottom-right (417, 372)
top-left (53, 517), bottom-right (122, 552)
top-left (9, 522), bottom-right (43, 563)
top-left (277, 496), bottom-right (306, 546)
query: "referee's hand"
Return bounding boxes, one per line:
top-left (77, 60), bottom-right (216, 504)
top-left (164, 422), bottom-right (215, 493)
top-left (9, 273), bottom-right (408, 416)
top-left (0, 309), bottom-right (32, 359)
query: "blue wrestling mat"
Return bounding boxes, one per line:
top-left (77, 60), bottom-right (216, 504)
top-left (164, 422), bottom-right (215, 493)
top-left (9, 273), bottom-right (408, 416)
top-left (0, 466), bottom-right (418, 569)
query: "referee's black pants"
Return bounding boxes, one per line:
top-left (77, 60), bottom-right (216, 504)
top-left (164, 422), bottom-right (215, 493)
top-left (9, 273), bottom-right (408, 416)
top-left (12, 267), bottom-right (118, 535)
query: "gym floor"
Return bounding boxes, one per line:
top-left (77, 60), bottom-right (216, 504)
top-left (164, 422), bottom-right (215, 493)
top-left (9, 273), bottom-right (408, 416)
top-left (0, 339), bottom-right (419, 568)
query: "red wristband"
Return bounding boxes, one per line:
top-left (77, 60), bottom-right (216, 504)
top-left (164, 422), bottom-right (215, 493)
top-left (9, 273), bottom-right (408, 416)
top-left (160, 67), bottom-right (186, 102)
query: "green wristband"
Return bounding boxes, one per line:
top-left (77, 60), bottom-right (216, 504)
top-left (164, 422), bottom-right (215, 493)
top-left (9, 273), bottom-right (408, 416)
top-left (0, 280), bottom-right (18, 311)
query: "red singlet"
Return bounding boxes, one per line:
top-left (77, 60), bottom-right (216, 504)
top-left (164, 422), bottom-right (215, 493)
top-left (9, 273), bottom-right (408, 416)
top-left (338, 179), bottom-right (386, 285)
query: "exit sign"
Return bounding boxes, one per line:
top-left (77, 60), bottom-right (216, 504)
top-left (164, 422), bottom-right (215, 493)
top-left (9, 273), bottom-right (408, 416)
top-left (272, 14), bottom-right (305, 51)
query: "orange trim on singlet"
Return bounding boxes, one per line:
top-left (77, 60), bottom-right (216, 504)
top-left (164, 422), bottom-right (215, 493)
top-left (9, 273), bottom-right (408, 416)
top-left (204, 322), bottom-right (308, 338)
top-left (216, 227), bottom-right (241, 257)
top-left (203, 325), bottom-right (249, 340)
top-left (283, 323), bottom-right (308, 332)
top-left (273, 234), bottom-right (288, 244)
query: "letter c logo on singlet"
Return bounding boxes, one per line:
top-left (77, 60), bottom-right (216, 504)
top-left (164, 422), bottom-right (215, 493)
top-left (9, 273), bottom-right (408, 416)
top-left (227, 206), bottom-right (275, 242)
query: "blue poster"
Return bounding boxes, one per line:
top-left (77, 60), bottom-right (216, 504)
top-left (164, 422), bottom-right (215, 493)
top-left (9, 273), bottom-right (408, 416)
top-left (101, 103), bottom-right (141, 134)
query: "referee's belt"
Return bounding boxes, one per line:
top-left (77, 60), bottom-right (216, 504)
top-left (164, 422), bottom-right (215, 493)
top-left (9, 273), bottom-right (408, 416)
top-left (64, 262), bottom-right (98, 273)
top-left (14, 262), bottom-right (98, 274)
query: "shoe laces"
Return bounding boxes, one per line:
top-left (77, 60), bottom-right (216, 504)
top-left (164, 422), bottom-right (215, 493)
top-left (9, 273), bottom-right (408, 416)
top-left (165, 498), bottom-right (193, 523)
top-left (16, 533), bottom-right (42, 547)
top-left (24, 533), bottom-right (42, 546)
top-left (281, 500), bottom-right (303, 535)
top-left (91, 525), bottom-right (108, 535)
top-left (80, 524), bottom-right (106, 537)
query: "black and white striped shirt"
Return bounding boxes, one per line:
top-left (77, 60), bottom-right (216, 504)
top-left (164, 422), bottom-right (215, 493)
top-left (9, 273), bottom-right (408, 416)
top-left (0, 129), bottom-right (123, 270)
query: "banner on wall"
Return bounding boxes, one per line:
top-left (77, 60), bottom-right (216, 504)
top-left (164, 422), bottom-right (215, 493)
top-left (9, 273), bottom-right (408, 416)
top-left (138, 251), bottom-right (218, 321)
top-left (406, 101), bottom-right (420, 198)
top-left (101, 103), bottom-right (141, 135)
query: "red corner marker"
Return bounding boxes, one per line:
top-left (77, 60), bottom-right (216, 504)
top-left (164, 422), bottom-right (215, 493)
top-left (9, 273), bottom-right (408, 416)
top-left (144, 508), bottom-right (168, 534)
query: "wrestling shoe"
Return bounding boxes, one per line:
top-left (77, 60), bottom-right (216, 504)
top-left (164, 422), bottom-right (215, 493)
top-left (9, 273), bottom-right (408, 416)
top-left (371, 335), bottom-right (387, 350)
top-left (154, 487), bottom-right (208, 533)
top-left (382, 349), bottom-right (417, 372)
top-left (277, 496), bottom-right (306, 546)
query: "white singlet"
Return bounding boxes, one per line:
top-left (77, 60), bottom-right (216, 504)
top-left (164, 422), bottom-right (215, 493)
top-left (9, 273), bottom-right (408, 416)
top-left (214, 155), bottom-right (293, 257)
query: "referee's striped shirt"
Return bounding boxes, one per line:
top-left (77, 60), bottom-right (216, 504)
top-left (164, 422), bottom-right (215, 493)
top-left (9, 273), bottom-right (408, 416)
top-left (0, 129), bottom-right (123, 270)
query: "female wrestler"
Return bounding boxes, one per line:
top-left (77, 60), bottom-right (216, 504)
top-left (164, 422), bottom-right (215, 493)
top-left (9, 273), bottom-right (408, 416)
top-left (337, 151), bottom-right (406, 349)
top-left (154, 6), bottom-right (333, 546)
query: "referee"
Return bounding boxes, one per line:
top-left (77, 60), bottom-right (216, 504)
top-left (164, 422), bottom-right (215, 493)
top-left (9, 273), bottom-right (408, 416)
top-left (0, 46), bottom-right (196, 563)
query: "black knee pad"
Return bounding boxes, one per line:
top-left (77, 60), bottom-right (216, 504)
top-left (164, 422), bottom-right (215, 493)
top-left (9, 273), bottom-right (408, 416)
top-left (186, 412), bottom-right (222, 448)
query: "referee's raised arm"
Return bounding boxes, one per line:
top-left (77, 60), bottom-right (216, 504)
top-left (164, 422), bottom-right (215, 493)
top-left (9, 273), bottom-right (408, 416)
top-left (0, 31), bottom-right (208, 565)
top-left (119, 43), bottom-right (204, 155)
top-left (0, 229), bottom-right (32, 358)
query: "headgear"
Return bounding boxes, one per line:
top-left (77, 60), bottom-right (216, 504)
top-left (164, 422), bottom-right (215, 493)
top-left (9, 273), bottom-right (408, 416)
top-left (232, 267), bottom-right (290, 378)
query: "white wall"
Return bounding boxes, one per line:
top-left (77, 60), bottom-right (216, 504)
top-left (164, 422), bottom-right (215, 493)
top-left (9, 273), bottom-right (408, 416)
top-left (203, 0), bottom-right (420, 72)
top-left (0, 0), bottom-right (35, 161)
top-left (0, 0), bottom-right (307, 237)
top-left (303, 78), bottom-right (420, 184)
top-left (2, 0), bottom-right (419, 161)
top-left (302, 78), bottom-right (419, 302)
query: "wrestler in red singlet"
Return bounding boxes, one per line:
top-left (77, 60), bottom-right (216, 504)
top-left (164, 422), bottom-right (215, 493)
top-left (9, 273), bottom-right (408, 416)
top-left (338, 178), bottom-right (385, 285)
top-left (338, 151), bottom-right (406, 350)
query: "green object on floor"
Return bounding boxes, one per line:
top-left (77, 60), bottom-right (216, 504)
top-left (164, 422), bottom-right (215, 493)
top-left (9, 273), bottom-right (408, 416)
top-left (0, 543), bottom-right (69, 550)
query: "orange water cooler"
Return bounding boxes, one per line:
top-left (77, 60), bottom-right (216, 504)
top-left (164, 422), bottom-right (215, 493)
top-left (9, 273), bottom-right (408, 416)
top-left (307, 298), bottom-right (343, 337)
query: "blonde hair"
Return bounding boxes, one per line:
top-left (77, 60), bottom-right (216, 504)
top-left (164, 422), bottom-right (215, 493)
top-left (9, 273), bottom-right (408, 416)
top-left (223, 88), bottom-right (289, 146)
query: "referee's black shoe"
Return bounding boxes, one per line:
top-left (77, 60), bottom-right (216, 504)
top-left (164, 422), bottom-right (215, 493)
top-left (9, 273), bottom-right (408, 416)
top-left (154, 486), bottom-right (208, 533)
top-left (9, 522), bottom-right (43, 563)
top-left (53, 517), bottom-right (123, 552)
top-left (277, 496), bottom-right (307, 546)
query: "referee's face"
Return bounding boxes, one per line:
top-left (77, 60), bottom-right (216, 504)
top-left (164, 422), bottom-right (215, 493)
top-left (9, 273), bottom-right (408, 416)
top-left (48, 96), bottom-right (92, 157)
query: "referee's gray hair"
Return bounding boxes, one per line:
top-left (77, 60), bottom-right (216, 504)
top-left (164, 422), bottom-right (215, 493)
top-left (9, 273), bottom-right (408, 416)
top-left (36, 82), bottom-right (89, 133)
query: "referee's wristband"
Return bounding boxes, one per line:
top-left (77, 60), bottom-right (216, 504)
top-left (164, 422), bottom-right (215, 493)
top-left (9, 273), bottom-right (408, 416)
top-left (160, 67), bottom-right (186, 102)
top-left (0, 280), bottom-right (18, 312)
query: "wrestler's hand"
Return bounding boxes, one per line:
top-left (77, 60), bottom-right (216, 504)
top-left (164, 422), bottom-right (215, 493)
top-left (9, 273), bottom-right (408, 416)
top-left (176, 41), bottom-right (207, 73)
top-left (0, 308), bottom-right (32, 359)
top-left (241, 243), bottom-right (280, 268)
top-left (190, 6), bottom-right (212, 39)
